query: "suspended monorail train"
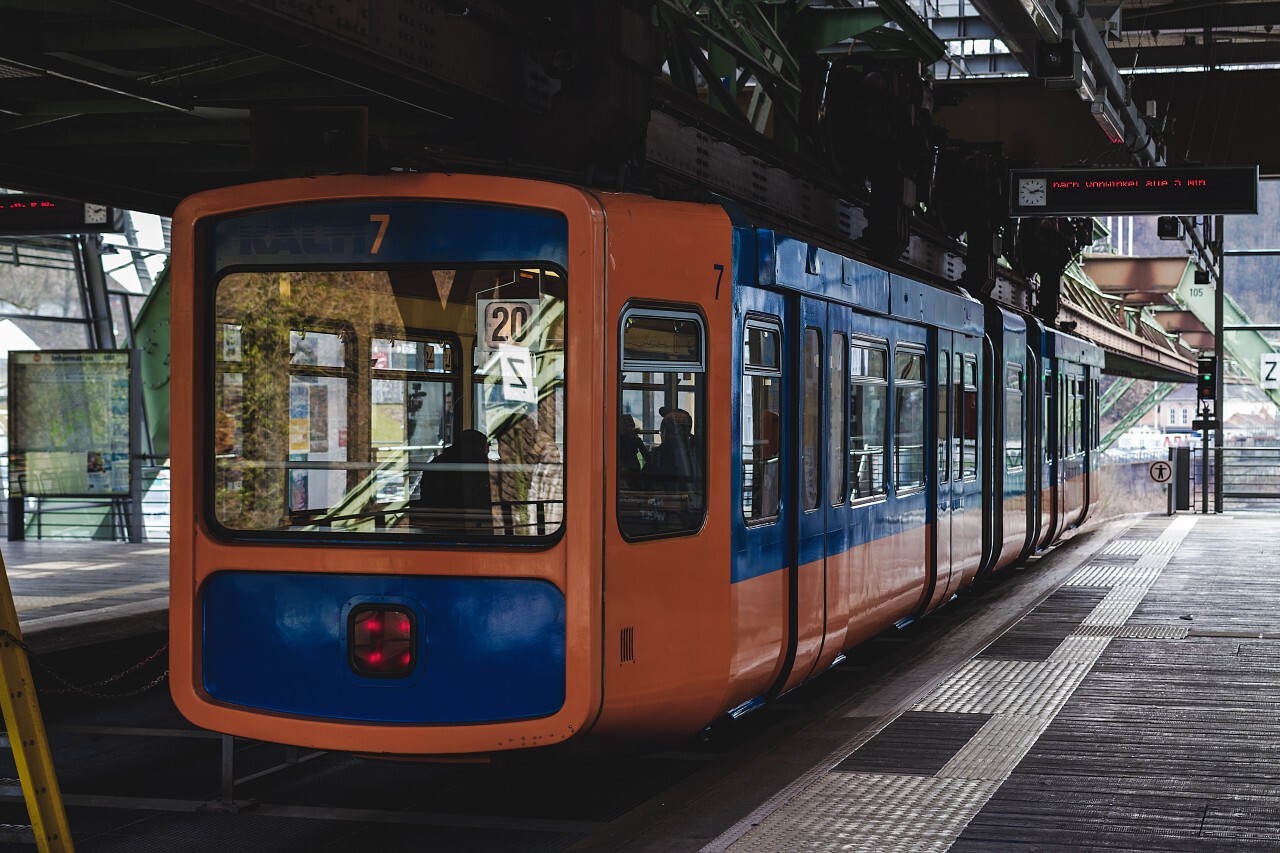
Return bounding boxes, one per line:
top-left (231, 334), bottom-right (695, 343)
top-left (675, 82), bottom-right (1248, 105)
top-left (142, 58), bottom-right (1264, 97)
top-left (169, 173), bottom-right (1101, 755)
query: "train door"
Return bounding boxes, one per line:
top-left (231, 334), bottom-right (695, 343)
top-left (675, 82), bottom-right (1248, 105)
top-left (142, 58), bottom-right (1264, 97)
top-left (736, 286), bottom-right (795, 697)
top-left (1063, 368), bottom-right (1087, 528)
top-left (1056, 372), bottom-right (1071, 534)
top-left (925, 330), bottom-right (955, 612)
top-left (1086, 371), bottom-right (1100, 518)
top-left (1021, 344), bottom-right (1040, 562)
top-left (1037, 357), bottom-right (1058, 548)
top-left (946, 333), bottom-right (984, 594)
top-left (778, 295), bottom-right (831, 691)
top-left (820, 306), bottom-right (853, 668)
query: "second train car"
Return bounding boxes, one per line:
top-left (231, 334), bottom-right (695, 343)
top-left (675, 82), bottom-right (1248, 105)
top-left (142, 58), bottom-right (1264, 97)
top-left (169, 173), bottom-right (1102, 755)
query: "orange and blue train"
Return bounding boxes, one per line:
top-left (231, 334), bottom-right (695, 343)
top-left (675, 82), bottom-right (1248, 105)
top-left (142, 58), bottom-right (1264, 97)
top-left (169, 173), bottom-right (1102, 756)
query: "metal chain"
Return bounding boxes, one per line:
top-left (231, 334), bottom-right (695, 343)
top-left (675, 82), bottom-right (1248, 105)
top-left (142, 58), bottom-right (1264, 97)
top-left (0, 630), bottom-right (169, 700)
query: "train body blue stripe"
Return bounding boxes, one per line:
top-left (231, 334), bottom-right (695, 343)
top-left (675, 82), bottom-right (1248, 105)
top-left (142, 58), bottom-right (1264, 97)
top-left (202, 573), bottom-right (566, 723)
top-left (212, 201), bottom-right (569, 270)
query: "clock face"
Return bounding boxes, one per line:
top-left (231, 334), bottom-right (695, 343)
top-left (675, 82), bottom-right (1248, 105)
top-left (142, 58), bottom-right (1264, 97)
top-left (1018, 177), bottom-right (1047, 207)
top-left (84, 203), bottom-right (108, 225)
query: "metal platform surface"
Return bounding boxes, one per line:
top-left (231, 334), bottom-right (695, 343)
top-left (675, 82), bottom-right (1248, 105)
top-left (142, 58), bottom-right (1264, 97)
top-left (4, 515), bottom-right (1280, 851)
top-left (700, 512), bottom-right (1280, 853)
top-left (0, 540), bottom-right (168, 653)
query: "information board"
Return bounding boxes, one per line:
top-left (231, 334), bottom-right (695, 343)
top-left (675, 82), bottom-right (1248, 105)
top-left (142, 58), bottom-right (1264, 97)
top-left (1009, 166), bottom-right (1259, 216)
top-left (8, 351), bottom-right (134, 497)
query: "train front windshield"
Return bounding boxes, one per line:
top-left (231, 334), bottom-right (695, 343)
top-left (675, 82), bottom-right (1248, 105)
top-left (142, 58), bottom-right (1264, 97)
top-left (211, 265), bottom-right (566, 540)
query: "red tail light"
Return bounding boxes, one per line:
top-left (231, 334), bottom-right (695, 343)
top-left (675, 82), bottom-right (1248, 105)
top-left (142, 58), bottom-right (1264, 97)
top-left (349, 605), bottom-right (416, 677)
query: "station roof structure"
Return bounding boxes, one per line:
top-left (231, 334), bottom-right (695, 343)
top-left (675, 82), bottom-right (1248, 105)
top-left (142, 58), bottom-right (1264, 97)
top-left (0, 0), bottom-right (1275, 379)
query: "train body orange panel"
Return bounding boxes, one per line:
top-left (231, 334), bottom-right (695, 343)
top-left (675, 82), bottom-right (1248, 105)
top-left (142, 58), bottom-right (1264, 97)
top-left (834, 525), bottom-right (929, 647)
top-left (992, 493), bottom-right (1028, 572)
top-left (590, 194), bottom-right (738, 741)
top-left (949, 506), bottom-right (985, 591)
top-left (727, 569), bottom-right (789, 700)
top-left (170, 174), bottom-right (607, 754)
top-left (1037, 485), bottom-right (1056, 549)
top-left (779, 560), bottom-right (828, 693)
top-left (1065, 471), bottom-right (1088, 528)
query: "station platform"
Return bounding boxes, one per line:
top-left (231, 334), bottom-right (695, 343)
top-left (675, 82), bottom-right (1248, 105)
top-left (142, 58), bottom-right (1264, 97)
top-left (3, 515), bottom-right (1280, 852)
top-left (672, 512), bottom-right (1279, 853)
top-left (0, 540), bottom-right (167, 654)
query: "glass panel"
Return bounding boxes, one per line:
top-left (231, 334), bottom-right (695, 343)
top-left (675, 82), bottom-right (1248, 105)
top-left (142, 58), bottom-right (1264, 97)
top-left (1005, 389), bottom-right (1024, 469)
top-left (289, 330), bottom-right (345, 368)
top-left (371, 337), bottom-right (454, 374)
top-left (954, 357), bottom-right (965, 481)
top-left (1005, 363), bottom-right (1022, 390)
top-left (830, 333), bottom-right (847, 506)
top-left (850, 342), bottom-right (887, 500)
top-left (622, 314), bottom-right (702, 364)
top-left (211, 266), bottom-right (566, 539)
top-left (961, 355), bottom-right (978, 479)
top-left (895, 349), bottom-right (924, 491)
top-left (802, 329), bottom-right (821, 511)
top-left (743, 372), bottom-right (783, 522)
top-left (1005, 364), bottom-right (1024, 470)
top-left (1044, 367), bottom-right (1053, 463)
top-left (743, 320), bottom-right (783, 523)
top-left (895, 350), bottom-right (923, 381)
top-left (618, 311), bottom-right (706, 539)
top-left (851, 345), bottom-right (886, 379)
top-left (745, 324), bottom-right (780, 372)
top-left (938, 352), bottom-right (949, 484)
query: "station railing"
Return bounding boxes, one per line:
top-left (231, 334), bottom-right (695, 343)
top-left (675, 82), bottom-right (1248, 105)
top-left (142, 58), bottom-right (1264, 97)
top-left (1189, 444), bottom-right (1280, 511)
top-left (0, 457), bottom-right (171, 543)
top-left (5, 444), bottom-right (1271, 540)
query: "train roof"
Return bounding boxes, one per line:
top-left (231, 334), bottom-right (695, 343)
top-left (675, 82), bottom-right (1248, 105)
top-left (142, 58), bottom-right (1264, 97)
top-left (751, 229), bottom-right (984, 336)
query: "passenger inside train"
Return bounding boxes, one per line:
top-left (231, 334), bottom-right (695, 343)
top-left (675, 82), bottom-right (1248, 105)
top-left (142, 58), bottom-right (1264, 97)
top-left (646, 407), bottom-right (699, 491)
top-left (410, 429), bottom-right (493, 530)
top-left (618, 413), bottom-right (650, 490)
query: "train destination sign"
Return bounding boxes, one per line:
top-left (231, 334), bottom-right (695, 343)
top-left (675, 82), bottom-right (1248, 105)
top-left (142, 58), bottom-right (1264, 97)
top-left (1009, 166), bottom-right (1258, 217)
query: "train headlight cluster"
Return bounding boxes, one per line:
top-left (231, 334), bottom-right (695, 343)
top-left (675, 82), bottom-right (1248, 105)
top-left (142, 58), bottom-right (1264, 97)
top-left (349, 605), bottom-right (416, 677)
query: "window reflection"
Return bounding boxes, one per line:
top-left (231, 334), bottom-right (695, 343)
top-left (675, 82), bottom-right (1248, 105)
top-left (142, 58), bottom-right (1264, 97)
top-left (212, 266), bottom-right (566, 539)
top-left (617, 308), bottom-right (706, 539)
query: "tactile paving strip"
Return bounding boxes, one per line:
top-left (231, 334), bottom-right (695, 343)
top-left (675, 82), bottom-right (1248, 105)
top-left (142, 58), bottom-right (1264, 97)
top-left (724, 774), bottom-right (1001, 853)
top-left (1102, 539), bottom-right (1181, 555)
top-left (713, 515), bottom-right (1199, 853)
top-left (1066, 564), bottom-right (1163, 588)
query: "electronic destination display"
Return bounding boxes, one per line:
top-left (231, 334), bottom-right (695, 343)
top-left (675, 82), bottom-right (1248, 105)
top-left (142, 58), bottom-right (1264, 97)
top-left (1009, 166), bottom-right (1258, 216)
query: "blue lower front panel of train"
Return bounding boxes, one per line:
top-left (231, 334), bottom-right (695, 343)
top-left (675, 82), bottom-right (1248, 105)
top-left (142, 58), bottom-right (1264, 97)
top-left (201, 572), bottom-right (566, 723)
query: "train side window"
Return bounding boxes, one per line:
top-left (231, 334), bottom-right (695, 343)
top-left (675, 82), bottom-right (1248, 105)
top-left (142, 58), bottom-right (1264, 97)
top-left (938, 351), bottom-right (950, 484)
top-left (1005, 363), bottom-right (1024, 470)
top-left (802, 328), bottom-right (822, 512)
top-left (960, 355), bottom-right (978, 480)
top-left (743, 319), bottom-right (783, 524)
top-left (1064, 376), bottom-right (1075, 455)
top-left (1076, 380), bottom-right (1085, 455)
top-left (894, 347), bottom-right (925, 492)
top-left (1044, 366), bottom-right (1053, 464)
top-left (830, 333), bottom-right (847, 506)
top-left (617, 308), bottom-right (706, 540)
top-left (849, 339), bottom-right (888, 501)
top-left (953, 356), bottom-right (964, 481)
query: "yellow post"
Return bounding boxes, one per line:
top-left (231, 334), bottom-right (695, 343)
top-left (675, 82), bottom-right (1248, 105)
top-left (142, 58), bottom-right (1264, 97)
top-left (0, 548), bottom-right (74, 852)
